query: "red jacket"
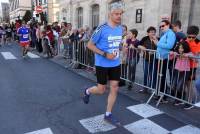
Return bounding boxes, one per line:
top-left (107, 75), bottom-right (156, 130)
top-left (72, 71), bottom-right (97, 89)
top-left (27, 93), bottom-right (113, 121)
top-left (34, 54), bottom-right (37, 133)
top-left (46, 30), bottom-right (54, 43)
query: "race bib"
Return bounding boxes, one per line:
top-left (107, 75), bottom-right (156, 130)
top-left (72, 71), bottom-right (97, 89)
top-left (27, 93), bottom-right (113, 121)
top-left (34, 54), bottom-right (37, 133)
top-left (23, 34), bottom-right (28, 38)
top-left (112, 49), bottom-right (119, 59)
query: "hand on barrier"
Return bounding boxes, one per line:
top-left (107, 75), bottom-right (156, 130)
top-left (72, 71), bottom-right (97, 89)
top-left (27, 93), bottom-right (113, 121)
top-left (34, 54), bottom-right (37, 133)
top-left (138, 46), bottom-right (145, 51)
top-left (129, 44), bottom-right (135, 49)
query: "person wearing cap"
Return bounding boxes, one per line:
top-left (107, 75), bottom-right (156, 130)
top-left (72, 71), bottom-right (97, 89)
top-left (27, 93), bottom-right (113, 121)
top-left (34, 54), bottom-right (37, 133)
top-left (82, 0), bottom-right (124, 126)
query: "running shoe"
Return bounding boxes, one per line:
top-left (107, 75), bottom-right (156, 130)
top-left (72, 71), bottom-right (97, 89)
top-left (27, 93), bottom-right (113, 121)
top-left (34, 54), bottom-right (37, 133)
top-left (184, 104), bottom-right (194, 110)
top-left (82, 88), bottom-right (90, 104)
top-left (104, 114), bottom-right (121, 127)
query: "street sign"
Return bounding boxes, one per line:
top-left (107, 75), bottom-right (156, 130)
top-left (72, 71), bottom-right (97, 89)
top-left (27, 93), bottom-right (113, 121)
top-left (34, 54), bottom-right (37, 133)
top-left (36, 6), bottom-right (43, 14)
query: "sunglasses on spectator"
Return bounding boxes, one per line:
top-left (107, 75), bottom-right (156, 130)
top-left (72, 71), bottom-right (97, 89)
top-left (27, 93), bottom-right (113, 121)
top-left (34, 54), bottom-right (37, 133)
top-left (160, 25), bottom-right (166, 28)
top-left (187, 36), bottom-right (196, 39)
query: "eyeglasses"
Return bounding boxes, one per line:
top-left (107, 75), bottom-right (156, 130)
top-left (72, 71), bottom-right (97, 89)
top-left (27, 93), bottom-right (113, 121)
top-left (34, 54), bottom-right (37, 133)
top-left (160, 25), bottom-right (166, 28)
top-left (187, 36), bottom-right (196, 39)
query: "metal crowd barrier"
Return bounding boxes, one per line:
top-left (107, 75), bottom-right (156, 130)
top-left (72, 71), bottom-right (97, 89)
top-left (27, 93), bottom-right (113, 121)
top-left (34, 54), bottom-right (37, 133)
top-left (57, 37), bottom-right (73, 59)
top-left (65, 41), bottom-right (200, 108)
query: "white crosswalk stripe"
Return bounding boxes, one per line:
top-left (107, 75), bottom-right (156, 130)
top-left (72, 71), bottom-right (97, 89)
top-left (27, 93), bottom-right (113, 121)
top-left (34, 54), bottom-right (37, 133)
top-left (171, 125), bottom-right (200, 134)
top-left (1, 52), bottom-right (17, 59)
top-left (79, 114), bottom-right (116, 133)
top-left (0, 51), bottom-right (40, 60)
top-left (27, 52), bottom-right (40, 58)
top-left (80, 103), bottom-right (200, 133)
top-left (127, 104), bottom-right (163, 118)
top-left (24, 128), bottom-right (54, 134)
top-left (124, 119), bottom-right (169, 134)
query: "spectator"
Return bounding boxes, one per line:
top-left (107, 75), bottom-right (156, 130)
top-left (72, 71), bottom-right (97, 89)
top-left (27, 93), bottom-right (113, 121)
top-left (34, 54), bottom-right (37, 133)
top-left (170, 41), bottom-right (191, 106)
top-left (138, 26), bottom-right (157, 92)
top-left (184, 25), bottom-right (200, 109)
top-left (153, 20), bottom-right (176, 102)
top-left (169, 21), bottom-right (187, 83)
top-left (30, 23), bottom-right (37, 49)
top-left (5, 24), bottom-right (12, 45)
top-left (119, 24), bottom-right (128, 87)
top-left (126, 29), bottom-right (140, 90)
top-left (42, 31), bottom-right (53, 58)
top-left (52, 27), bottom-right (59, 55)
top-left (82, 26), bottom-right (91, 42)
top-left (36, 23), bottom-right (43, 53)
top-left (172, 20), bottom-right (186, 43)
top-left (195, 78), bottom-right (200, 107)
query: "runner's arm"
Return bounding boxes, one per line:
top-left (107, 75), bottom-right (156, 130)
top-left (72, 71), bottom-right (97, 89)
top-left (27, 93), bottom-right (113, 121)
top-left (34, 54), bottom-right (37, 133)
top-left (87, 40), bottom-right (104, 56)
top-left (87, 40), bottom-right (116, 59)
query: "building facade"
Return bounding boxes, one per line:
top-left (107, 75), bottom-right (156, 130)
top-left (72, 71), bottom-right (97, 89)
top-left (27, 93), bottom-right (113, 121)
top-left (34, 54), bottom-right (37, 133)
top-left (33, 0), bottom-right (59, 24)
top-left (47, 0), bottom-right (59, 23)
top-left (9, 0), bottom-right (31, 22)
top-left (33, 0), bottom-right (48, 23)
top-left (59, 0), bottom-right (200, 38)
top-left (1, 2), bottom-right (10, 23)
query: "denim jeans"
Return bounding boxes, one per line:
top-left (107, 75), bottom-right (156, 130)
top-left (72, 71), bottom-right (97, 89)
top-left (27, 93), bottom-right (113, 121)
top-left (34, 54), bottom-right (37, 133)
top-left (127, 58), bottom-right (137, 82)
top-left (152, 59), bottom-right (168, 92)
top-left (64, 44), bottom-right (73, 59)
top-left (195, 78), bottom-right (200, 95)
top-left (143, 60), bottom-right (154, 88)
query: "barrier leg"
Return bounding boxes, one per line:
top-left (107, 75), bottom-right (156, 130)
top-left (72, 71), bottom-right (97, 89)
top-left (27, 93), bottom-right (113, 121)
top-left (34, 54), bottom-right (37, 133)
top-left (156, 95), bottom-right (163, 107)
top-left (146, 91), bottom-right (156, 104)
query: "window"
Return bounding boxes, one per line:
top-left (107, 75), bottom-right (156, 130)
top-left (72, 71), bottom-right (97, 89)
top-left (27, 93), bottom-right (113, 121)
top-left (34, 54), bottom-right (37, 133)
top-left (56, 11), bottom-right (60, 21)
top-left (43, 0), bottom-right (46, 4)
top-left (91, 4), bottom-right (99, 28)
top-left (171, 0), bottom-right (181, 23)
top-left (136, 9), bottom-right (142, 23)
top-left (77, 7), bottom-right (83, 28)
top-left (39, 0), bottom-right (41, 5)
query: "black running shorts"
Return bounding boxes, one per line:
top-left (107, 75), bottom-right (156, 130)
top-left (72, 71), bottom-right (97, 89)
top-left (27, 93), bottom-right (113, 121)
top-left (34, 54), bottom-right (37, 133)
top-left (96, 65), bottom-right (121, 85)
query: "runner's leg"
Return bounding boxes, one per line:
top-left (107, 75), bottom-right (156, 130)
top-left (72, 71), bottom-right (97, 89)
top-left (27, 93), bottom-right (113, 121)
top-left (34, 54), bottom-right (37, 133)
top-left (106, 80), bottom-right (119, 112)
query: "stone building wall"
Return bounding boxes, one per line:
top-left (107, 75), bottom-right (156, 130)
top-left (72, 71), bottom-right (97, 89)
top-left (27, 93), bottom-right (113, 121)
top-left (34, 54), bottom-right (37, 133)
top-left (59, 0), bottom-right (200, 38)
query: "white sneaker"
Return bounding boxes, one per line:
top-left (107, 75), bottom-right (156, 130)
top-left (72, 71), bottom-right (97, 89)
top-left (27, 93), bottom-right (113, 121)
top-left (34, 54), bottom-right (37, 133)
top-left (195, 102), bottom-right (200, 107)
top-left (184, 104), bottom-right (194, 110)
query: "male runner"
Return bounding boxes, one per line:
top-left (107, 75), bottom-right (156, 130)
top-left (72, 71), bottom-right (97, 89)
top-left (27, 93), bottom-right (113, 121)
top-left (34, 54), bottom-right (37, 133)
top-left (82, 0), bottom-right (124, 126)
top-left (17, 21), bottom-right (30, 58)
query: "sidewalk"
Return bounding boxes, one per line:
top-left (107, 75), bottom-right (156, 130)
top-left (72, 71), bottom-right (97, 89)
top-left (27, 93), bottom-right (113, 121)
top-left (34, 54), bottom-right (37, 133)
top-left (47, 54), bottom-right (200, 128)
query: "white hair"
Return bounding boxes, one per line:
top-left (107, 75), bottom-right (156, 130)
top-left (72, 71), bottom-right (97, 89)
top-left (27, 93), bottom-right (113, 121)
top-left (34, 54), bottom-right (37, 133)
top-left (109, 1), bottom-right (124, 12)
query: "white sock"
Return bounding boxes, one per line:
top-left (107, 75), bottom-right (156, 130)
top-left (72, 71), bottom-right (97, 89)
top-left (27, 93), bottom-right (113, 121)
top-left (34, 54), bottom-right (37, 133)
top-left (105, 112), bottom-right (111, 116)
top-left (86, 89), bottom-right (90, 95)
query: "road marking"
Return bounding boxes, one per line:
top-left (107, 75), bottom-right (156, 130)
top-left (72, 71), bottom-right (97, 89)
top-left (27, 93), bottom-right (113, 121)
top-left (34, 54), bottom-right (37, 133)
top-left (1, 52), bottom-right (17, 59)
top-left (79, 114), bottom-right (116, 133)
top-left (127, 103), bottom-right (163, 118)
top-left (27, 52), bottom-right (40, 58)
top-left (124, 119), bottom-right (169, 134)
top-left (171, 125), bottom-right (200, 134)
top-left (24, 128), bottom-right (53, 134)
